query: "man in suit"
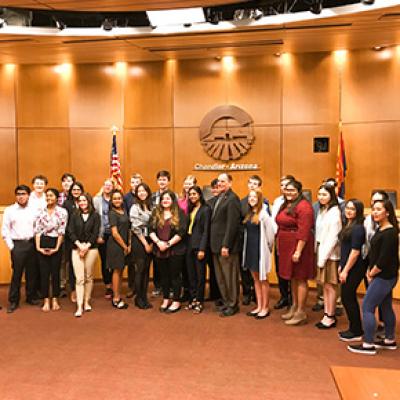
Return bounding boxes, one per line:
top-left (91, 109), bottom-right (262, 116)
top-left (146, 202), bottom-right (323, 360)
top-left (240, 175), bottom-right (271, 305)
top-left (210, 173), bottom-right (241, 317)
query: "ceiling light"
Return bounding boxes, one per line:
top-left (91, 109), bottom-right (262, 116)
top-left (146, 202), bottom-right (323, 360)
top-left (102, 18), bottom-right (114, 31)
top-left (147, 8), bottom-right (205, 27)
top-left (53, 17), bottom-right (66, 31)
top-left (372, 46), bottom-right (384, 51)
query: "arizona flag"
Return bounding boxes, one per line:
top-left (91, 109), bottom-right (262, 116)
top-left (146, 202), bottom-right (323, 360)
top-left (110, 126), bottom-right (123, 190)
top-left (335, 128), bottom-right (347, 199)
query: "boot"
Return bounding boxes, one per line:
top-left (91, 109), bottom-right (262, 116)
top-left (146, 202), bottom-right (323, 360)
top-left (285, 311), bottom-right (307, 326)
top-left (281, 304), bottom-right (297, 320)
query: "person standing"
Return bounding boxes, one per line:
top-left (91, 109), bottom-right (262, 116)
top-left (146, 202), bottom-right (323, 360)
top-left (29, 175), bottom-right (48, 212)
top-left (348, 199), bottom-right (399, 355)
top-left (107, 189), bottom-right (131, 309)
top-left (68, 193), bottom-right (100, 317)
top-left (276, 179), bottom-right (315, 326)
top-left (210, 173), bottom-right (241, 317)
top-left (2, 185), bottom-right (39, 313)
top-left (130, 183), bottom-right (153, 309)
top-left (93, 179), bottom-right (115, 299)
top-left (34, 188), bottom-right (68, 312)
top-left (338, 199), bottom-right (367, 341)
top-left (271, 175), bottom-right (295, 309)
top-left (243, 189), bottom-right (275, 319)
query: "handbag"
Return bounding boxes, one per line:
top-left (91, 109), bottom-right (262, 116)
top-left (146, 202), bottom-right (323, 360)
top-left (40, 235), bottom-right (57, 249)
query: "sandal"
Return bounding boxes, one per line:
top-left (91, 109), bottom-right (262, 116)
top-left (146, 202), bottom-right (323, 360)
top-left (112, 299), bottom-right (129, 309)
top-left (193, 303), bottom-right (203, 314)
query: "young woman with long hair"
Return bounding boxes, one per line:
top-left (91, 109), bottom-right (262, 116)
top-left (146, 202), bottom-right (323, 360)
top-left (149, 190), bottom-right (188, 313)
top-left (68, 193), bottom-right (101, 317)
top-left (107, 189), bottom-right (131, 309)
top-left (338, 199), bottom-right (367, 341)
top-left (130, 183), bottom-right (153, 309)
top-left (243, 189), bottom-right (275, 319)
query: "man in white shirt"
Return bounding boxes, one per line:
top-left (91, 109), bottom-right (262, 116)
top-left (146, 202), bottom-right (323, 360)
top-left (28, 174), bottom-right (48, 212)
top-left (2, 185), bottom-right (39, 313)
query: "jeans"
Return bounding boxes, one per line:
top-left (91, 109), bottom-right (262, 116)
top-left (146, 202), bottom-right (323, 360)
top-left (362, 276), bottom-right (398, 343)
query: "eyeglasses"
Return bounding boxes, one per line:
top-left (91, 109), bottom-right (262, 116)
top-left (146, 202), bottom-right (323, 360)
top-left (16, 192), bottom-right (28, 196)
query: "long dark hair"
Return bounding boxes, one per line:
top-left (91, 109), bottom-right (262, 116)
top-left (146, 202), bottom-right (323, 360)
top-left (68, 181), bottom-right (84, 200)
top-left (373, 199), bottom-right (399, 234)
top-left (281, 179), bottom-right (305, 216)
top-left (76, 192), bottom-right (94, 214)
top-left (339, 199), bottom-right (364, 242)
top-left (152, 190), bottom-right (180, 229)
top-left (318, 183), bottom-right (339, 211)
top-left (188, 185), bottom-right (205, 213)
top-left (135, 182), bottom-right (152, 211)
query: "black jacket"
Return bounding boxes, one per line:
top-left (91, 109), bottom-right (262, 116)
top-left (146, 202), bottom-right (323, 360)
top-left (68, 211), bottom-right (101, 249)
top-left (188, 204), bottom-right (211, 252)
top-left (210, 189), bottom-right (241, 254)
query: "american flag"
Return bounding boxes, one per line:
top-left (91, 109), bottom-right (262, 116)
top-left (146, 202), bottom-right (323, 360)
top-left (335, 128), bottom-right (347, 199)
top-left (110, 127), bottom-right (123, 190)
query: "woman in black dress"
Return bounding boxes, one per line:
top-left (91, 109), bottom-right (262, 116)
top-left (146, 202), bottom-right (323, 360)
top-left (107, 189), bottom-right (131, 309)
top-left (338, 199), bottom-right (367, 341)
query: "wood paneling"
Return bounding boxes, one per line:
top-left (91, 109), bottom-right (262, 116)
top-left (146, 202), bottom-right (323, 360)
top-left (174, 126), bottom-right (281, 200)
top-left (69, 128), bottom-right (120, 195)
top-left (226, 55), bottom-right (281, 126)
top-left (0, 65), bottom-right (16, 127)
top-left (18, 128), bottom-right (70, 187)
top-left (0, 129), bottom-right (17, 204)
top-left (283, 52), bottom-right (340, 125)
top-left (342, 48), bottom-right (400, 123)
top-left (16, 65), bottom-right (70, 128)
top-left (124, 128), bottom-right (173, 190)
top-left (342, 122), bottom-right (400, 204)
top-left (69, 64), bottom-right (123, 128)
top-left (174, 59), bottom-right (225, 127)
top-left (282, 124), bottom-right (339, 202)
top-left (124, 61), bottom-right (173, 128)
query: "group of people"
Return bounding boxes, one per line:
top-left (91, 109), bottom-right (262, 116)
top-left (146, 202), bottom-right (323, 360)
top-left (1, 170), bottom-right (399, 356)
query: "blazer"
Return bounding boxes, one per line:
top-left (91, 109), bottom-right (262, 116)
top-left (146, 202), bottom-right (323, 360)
top-left (210, 189), bottom-right (241, 254)
top-left (188, 204), bottom-right (211, 252)
top-left (68, 211), bottom-right (101, 249)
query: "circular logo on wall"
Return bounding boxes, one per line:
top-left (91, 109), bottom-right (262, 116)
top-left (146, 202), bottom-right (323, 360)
top-left (199, 105), bottom-right (254, 161)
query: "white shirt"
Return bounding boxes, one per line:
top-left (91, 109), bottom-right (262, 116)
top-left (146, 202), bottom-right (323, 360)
top-left (2, 203), bottom-right (36, 250)
top-left (28, 192), bottom-right (47, 213)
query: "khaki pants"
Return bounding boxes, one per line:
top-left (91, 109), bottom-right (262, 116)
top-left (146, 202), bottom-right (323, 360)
top-left (72, 249), bottom-right (98, 307)
top-left (213, 253), bottom-right (240, 309)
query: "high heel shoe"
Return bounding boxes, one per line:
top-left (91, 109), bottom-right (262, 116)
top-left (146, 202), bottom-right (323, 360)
top-left (281, 304), bottom-right (296, 320)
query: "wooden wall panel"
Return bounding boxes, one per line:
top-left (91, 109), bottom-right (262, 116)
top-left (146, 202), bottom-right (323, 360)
top-left (174, 126), bottom-right (281, 200)
top-left (16, 65), bottom-right (70, 128)
top-left (342, 122), bottom-right (400, 204)
top-left (342, 49), bottom-right (400, 123)
top-left (124, 61), bottom-right (173, 128)
top-left (283, 52), bottom-right (340, 125)
top-left (0, 129), bottom-right (17, 204)
top-left (282, 124), bottom-right (339, 202)
top-left (174, 59), bottom-right (226, 128)
top-left (18, 128), bottom-right (70, 188)
top-left (69, 64), bottom-right (123, 128)
top-left (0, 65), bottom-right (16, 127)
top-left (226, 56), bottom-right (281, 126)
top-left (69, 128), bottom-right (120, 195)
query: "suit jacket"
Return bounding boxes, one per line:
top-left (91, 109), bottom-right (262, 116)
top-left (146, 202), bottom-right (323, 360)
top-left (68, 211), bottom-right (101, 249)
top-left (188, 204), bottom-right (211, 251)
top-left (210, 189), bottom-right (241, 254)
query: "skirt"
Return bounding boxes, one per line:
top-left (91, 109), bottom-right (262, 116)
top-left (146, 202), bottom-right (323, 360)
top-left (316, 259), bottom-right (339, 285)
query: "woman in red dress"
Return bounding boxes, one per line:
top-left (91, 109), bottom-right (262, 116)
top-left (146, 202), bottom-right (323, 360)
top-left (276, 179), bottom-right (315, 325)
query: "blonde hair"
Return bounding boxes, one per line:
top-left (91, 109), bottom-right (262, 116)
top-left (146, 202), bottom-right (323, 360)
top-left (243, 189), bottom-right (263, 225)
top-left (180, 175), bottom-right (197, 199)
top-left (95, 179), bottom-right (115, 197)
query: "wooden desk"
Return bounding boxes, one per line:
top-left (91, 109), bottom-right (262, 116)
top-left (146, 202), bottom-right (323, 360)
top-left (331, 366), bottom-right (400, 400)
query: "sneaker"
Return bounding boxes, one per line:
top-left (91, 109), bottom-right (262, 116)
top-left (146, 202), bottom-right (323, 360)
top-left (373, 340), bottom-right (397, 350)
top-left (339, 330), bottom-right (363, 342)
top-left (347, 344), bottom-right (376, 355)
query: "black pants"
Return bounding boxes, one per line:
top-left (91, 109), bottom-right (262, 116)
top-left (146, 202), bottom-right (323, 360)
top-left (38, 250), bottom-right (62, 298)
top-left (157, 255), bottom-right (184, 301)
top-left (206, 249), bottom-right (221, 301)
top-left (8, 240), bottom-right (37, 304)
top-left (132, 236), bottom-right (151, 303)
top-left (152, 258), bottom-right (161, 290)
top-left (341, 262), bottom-right (368, 335)
top-left (240, 266), bottom-right (254, 298)
top-left (98, 233), bottom-right (112, 285)
top-left (186, 244), bottom-right (206, 302)
top-left (127, 233), bottom-right (136, 292)
top-left (274, 245), bottom-right (290, 301)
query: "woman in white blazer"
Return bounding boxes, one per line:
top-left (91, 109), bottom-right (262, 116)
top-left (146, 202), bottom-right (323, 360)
top-left (242, 189), bottom-right (275, 319)
top-left (315, 183), bottom-right (342, 329)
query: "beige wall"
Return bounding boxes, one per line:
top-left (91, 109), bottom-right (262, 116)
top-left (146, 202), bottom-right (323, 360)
top-left (0, 49), bottom-right (399, 205)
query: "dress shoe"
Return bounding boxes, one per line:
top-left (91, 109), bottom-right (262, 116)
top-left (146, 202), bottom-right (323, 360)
top-left (26, 299), bottom-right (40, 306)
top-left (242, 295), bottom-right (251, 306)
top-left (285, 311), bottom-right (307, 326)
top-left (274, 298), bottom-right (289, 310)
top-left (220, 305), bottom-right (239, 318)
top-left (246, 310), bottom-right (259, 317)
top-left (215, 304), bottom-right (227, 312)
top-left (255, 311), bottom-right (271, 320)
top-left (281, 304), bottom-right (296, 320)
top-left (165, 306), bottom-right (181, 314)
top-left (315, 315), bottom-right (337, 330)
top-left (7, 303), bottom-right (18, 313)
top-left (214, 299), bottom-right (224, 307)
top-left (135, 299), bottom-right (148, 310)
top-left (144, 302), bottom-right (153, 309)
